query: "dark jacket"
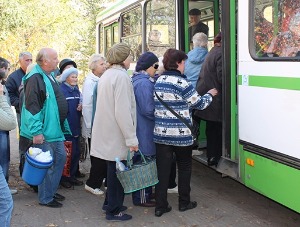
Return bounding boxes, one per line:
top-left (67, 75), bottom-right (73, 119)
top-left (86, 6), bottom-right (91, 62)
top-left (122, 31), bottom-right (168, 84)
top-left (20, 64), bottom-right (70, 142)
top-left (5, 68), bottom-right (25, 113)
top-left (189, 21), bottom-right (209, 41)
top-left (60, 82), bottom-right (82, 137)
top-left (132, 71), bottom-right (156, 156)
top-left (195, 44), bottom-right (222, 122)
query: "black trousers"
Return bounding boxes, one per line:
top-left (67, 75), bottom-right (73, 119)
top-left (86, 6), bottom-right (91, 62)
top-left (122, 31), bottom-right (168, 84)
top-left (155, 143), bottom-right (192, 211)
top-left (168, 156), bottom-right (177, 189)
top-left (86, 155), bottom-right (107, 188)
top-left (104, 161), bottom-right (125, 215)
top-left (206, 120), bottom-right (222, 160)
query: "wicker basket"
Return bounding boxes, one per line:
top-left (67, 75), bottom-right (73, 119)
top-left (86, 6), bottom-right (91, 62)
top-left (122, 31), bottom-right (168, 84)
top-left (116, 150), bottom-right (159, 194)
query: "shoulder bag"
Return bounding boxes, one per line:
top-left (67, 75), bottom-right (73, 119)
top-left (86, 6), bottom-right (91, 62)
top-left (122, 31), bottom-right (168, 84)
top-left (155, 92), bottom-right (197, 140)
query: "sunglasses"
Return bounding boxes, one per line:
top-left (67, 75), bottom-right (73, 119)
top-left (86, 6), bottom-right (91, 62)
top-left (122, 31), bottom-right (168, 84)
top-left (153, 64), bottom-right (159, 69)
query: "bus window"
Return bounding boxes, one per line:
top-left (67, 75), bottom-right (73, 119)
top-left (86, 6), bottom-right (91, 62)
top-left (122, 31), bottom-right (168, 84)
top-left (188, 1), bottom-right (215, 50)
top-left (105, 27), bottom-right (112, 53)
top-left (98, 24), bottom-right (103, 54)
top-left (254, 0), bottom-right (300, 58)
top-left (113, 25), bottom-right (119, 45)
top-left (121, 6), bottom-right (142, 61)
top-left (144, 0), bottom-right (176, 58)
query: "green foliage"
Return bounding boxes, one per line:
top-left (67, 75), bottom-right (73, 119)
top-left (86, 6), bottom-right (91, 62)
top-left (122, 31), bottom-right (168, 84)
top-left (0, 0), bottom-right (105, 86)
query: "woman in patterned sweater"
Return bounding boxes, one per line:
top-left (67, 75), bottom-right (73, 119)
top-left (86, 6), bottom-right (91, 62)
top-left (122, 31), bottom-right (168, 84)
top-left (153, 49), bottom-right (217, 217)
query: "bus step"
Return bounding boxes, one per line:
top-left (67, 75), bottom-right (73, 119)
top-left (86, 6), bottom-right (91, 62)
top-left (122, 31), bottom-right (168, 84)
top-left (192, 149), bottom-right (216, 170)
top-left (216, 157), bottom-right (238, 180)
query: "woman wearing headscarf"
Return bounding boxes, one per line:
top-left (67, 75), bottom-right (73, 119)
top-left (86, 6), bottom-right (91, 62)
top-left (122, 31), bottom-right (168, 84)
top-left (59, 68), bottom-right (83, 188)
top-left (154, 49), bottom-right (217, 217)
top-left (90, 43), bottom-right (138, 222)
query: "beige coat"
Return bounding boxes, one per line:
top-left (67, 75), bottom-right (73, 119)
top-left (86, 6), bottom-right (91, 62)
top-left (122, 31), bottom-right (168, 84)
top-left (90, 65), bottom-right (138, 161)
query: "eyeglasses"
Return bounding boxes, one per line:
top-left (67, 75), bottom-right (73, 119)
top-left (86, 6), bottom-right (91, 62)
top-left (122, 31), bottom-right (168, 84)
top-left (153, 64), bottom-right (159, 69)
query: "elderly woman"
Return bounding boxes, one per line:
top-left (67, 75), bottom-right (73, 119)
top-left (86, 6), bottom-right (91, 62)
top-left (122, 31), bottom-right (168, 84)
top-left (153, 49), bottom-right (217, 217)
top-left (184, 32), bottom-right (208, 88)
top-left (59, 68), bottom-right (83, 188)
top-left (184, 32), bottom-right (208, 149)
top-left (90, 43), bottom-right (138, 222)
top-left (131, 52), bottom-right (159, 207)
top-left (82, 54), bottom-right (107, 196)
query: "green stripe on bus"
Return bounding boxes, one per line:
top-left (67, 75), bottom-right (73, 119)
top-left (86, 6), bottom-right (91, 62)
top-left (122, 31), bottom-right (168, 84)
top-left (238, 75), bottom-right (300, 90)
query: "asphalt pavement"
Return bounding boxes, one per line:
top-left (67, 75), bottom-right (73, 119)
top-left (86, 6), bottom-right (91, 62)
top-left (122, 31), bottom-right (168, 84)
top-left (8, 129), bottom-right (300, 227)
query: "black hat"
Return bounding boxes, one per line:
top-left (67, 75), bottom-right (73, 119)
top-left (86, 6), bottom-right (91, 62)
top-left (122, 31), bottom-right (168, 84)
top-left (189, 8), bottom-right (201, 16)
top-left (59, 59), bottom-right (77, 74)
top-left (135, 52), bottom-right (158, 72)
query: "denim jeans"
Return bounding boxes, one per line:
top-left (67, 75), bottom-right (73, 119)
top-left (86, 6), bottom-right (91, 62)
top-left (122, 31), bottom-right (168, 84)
top-left (0, 130), bottom-right (10, 181)
top-left (0, 165), bottom-right (13, 227)
top-left (35, 141), bottom-right (66, 204)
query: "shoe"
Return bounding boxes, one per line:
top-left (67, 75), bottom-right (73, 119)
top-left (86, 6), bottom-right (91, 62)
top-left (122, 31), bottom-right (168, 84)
top-left (69, 178), bottom-right (83, 186)
top-left (192, 150), bottom-right (203, 156)
top-left (179, 201), bottom-right (197, 212)
top-left (134, 201), bottom-right (155, 207)
top-left (155, 205), bottom-right (172, 217)
top-left (60, 181), bottom-right (72, 188)
top-left (75, 172), bottom-right (85, 178)
top-left (102, 205), bottom-right (127, 212)
top-left (167, 186), bottom-right (178, 193)
top-left (10, 189), bottom-right (18, 195)
top-left (149, 193), bottom-right (155, 201)
top-left (85, 184), bottom-right (104, 195)
top-left (53, 193), bottom-right (65, 201)
top-left (207, 157), bottom-right (219, 167)
top-left (106, 212), bottom-right (132, 221)
top-left (39, 199), bottom-right (62, 208)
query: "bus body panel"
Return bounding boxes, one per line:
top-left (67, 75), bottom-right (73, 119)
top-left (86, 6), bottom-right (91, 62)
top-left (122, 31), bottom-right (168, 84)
top-left (237, 0), bottom-right (300, 213)
top-left (242, 150), bottom-right (300, 213)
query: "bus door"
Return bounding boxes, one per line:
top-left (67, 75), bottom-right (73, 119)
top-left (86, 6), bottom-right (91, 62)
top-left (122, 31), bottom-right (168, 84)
top-left (184, 1), bottom-right (239, 177)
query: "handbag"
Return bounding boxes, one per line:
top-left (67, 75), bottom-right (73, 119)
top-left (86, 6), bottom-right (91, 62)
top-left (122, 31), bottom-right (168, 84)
top-left (116, 150), bottom-right (158, 194)
top-left (155, 92), bottom-right (197, 140)
top-left (79, 135), bottom-right (89, 162)
top-left (62, 141), bottom-right (72, 177)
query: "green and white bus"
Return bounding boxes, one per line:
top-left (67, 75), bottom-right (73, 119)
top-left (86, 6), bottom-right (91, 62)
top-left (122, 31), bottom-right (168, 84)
top-left (96, 0), bottom-right (300, 214)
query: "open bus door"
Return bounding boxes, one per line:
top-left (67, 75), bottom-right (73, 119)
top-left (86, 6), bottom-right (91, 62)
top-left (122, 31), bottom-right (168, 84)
top-left (216, 1), bottom-right (239, 179)
top-left (184, 1), bottom-right (239, 180)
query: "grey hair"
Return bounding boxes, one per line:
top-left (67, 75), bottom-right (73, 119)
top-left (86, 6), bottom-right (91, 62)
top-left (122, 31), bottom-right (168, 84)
top-left (36, 48), bottom-right (49, 66)
top-left (19, 51), bottom-right (32, 59)
top-left (192, 32), bottom-right (208, 48)
top-left (88, 54), bottom-right (105, 70)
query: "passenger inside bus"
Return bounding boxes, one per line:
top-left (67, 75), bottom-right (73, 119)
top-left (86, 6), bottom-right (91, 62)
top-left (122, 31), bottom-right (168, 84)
top-left (188, 8), bottom-right (209, 42)
top-left (264, 0), bottom-right (300, 57)
top-left (147, 30), bottom-right (170, 58)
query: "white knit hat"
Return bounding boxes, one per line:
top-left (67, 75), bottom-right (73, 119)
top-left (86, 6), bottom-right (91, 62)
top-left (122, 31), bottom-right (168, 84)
top-left (59, 67), bottom-right (78, 82)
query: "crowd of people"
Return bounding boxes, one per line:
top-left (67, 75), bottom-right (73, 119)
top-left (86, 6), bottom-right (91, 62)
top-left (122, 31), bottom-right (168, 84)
top-left (0, 14), bottom-right (222, 223)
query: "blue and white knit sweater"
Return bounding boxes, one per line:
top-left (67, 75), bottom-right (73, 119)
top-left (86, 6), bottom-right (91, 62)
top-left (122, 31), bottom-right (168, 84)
top-left (154, 70), bottom-right (213, 146)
